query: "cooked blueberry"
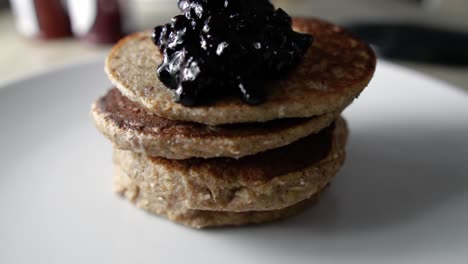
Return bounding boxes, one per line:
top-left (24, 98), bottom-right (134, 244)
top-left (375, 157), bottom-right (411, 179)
top-left (175, 81), bottom-right (200, 106)
top-left (157, 65), bottom-right (172, 86)
top-left (152, 26), bottom-right (162, 45)
top-left (171, 15), bottom-right (190, 31)
top-left (273, 8), bottom-right (292, 27)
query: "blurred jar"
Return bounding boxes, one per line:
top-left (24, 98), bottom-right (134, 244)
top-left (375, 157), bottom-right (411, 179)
top-left (10, 0), bottom-right (72, 39)
top-left (67, 0), bottom-right (178, 43)
top-left (10, 0), bottom-right (178, 43)
top-left (67, 0), bottom-right (123, 44)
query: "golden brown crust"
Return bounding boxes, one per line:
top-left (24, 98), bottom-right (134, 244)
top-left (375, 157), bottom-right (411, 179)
top-left (113, 117), bottom-right (348, 212)
top-left (92, 88), bottom-right (340, 159)
top-left (105, 18), bottom-right (376, 125)
top-left (113, 166), bottom-right (324, 228)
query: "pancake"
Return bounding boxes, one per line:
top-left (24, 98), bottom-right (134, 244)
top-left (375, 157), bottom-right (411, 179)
top-left (113, 165), bottom-right (324, 229)
top-left (93, 88), bottom-right (340, 159)
top-left (105, 18), bottom-right (376, 125)
top-left (113, 117), bottom-right (348, 212)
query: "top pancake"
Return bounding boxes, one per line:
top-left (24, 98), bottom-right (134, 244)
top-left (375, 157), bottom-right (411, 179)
top-left (105, 18), bottom-right (376, 125)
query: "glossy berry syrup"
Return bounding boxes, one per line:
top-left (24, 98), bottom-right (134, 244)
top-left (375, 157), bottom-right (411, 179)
top-left (152, 0), bottom-right (313, 106)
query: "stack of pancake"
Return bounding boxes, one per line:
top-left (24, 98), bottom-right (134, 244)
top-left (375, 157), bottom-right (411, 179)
top-left (91, 18), bottom-right (376, 228)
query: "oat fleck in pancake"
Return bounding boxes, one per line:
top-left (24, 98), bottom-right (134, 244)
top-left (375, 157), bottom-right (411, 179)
top-left (105, 18), bottom-right (376, 125)
top-left (92, 88), bottom-right (340, 159)
top-left (113, 117), bottom-right (348, 212)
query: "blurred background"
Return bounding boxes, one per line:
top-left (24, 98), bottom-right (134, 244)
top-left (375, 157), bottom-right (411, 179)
top-left (0, 0), bottom-right (467, 90)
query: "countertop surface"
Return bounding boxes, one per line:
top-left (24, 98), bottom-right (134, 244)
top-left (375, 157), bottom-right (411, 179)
top-left (0, 7), bottom-right (467, 92)
top-left (0, 11), bottom-right (108, 83)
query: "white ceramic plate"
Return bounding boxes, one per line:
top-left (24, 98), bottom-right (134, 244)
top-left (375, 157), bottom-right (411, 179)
top-left (1, 59), bottom-right (467, 264)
